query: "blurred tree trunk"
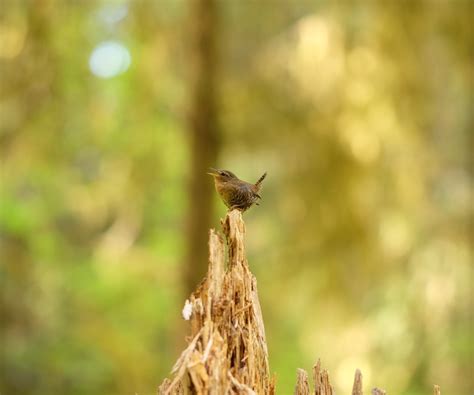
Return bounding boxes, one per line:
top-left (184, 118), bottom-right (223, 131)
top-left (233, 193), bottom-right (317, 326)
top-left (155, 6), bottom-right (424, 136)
top-left (184, 0), bottom-right (220, 293)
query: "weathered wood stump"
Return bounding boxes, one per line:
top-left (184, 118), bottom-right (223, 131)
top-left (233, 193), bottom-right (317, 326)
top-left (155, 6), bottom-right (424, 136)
top-left (294, 359), bottom-right (334, 395)
top-left (158, 210), bottom-right (442, 395)
top-left (159, 210), bottom-right (273, 395)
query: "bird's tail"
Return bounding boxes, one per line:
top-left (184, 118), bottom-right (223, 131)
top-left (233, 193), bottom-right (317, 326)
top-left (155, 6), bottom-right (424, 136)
top-left (255, 172), bottom-right (267, 189)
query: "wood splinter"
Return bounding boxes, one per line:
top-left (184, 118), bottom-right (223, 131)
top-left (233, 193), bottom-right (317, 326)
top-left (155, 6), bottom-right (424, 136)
top-left (158, 210), bottom-right (273, 395)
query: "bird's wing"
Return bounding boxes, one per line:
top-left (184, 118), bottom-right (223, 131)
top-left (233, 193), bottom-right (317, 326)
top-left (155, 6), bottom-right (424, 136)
top-left (229, 184), bottom-right (254, 209)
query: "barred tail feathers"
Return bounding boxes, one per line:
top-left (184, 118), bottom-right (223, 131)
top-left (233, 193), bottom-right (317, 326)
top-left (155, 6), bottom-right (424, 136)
top-left (255, 172), bottom-right (267, 189)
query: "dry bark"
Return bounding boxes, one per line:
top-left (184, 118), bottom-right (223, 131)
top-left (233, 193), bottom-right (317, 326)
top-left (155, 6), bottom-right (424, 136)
top-left (293, 359), bottom-right (334, 395)
top-left (352, 369), bottom-right (363, 395)
top-left (159, 210), bottom-right (273, 395)
top-left (292, 362), bottom-right (442, 395)
top-left (294, 369), bottom-right (310, 395)
top-left (313, 359), bottom-right (334, 395)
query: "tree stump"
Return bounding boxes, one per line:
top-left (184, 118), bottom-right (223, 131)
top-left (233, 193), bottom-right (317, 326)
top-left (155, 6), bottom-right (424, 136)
top-left (158, 210), bottom-right (443, 395)
top-left (158, 210), bottom-right (273, 395)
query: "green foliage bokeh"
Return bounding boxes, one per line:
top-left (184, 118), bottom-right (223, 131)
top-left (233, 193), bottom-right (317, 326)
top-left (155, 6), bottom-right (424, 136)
top-left (0, 1), bottom-right (472, 394)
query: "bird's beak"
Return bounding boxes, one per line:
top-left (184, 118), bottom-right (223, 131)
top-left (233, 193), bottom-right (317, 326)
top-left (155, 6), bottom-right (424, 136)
top-left (207, 167), bottom-right (219, 176)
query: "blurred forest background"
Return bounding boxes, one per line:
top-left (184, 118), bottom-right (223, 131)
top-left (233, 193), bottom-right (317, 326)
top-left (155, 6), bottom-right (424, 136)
top-left (0, 1), bottom-right (472, 394)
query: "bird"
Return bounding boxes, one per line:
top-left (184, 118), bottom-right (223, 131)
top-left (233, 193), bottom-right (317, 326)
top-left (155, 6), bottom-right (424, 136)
top-left (207, 168), bottom-right (267, 212)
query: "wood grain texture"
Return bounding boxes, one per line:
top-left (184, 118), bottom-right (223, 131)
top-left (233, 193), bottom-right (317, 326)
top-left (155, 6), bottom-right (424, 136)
top-left (159, 210), bottom-right (272, 395)
top-left (352, 369), bottom-right (363, 395)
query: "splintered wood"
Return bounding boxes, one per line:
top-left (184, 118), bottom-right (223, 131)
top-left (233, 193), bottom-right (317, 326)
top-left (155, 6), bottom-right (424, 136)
top-left (294, 359), bottom-right (442, 395)
top-left (295, 369), bottom-right (310, 395)
top-left (352, 369), bottom-right (363, 395)
top-left (158, 210), bottom-right (273, 395)
top-left (294, 359), bottom-right (335, 395)
top-left (158, 211), bottom-right (444, 395)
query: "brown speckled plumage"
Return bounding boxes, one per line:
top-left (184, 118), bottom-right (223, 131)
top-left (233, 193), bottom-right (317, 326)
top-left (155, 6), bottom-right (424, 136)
top-left (207, 168), bottom-right (267, 212)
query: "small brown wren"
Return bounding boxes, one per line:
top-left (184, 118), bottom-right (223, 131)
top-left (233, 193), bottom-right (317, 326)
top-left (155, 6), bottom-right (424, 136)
top-left (207, 168), bottom-right (267, 212)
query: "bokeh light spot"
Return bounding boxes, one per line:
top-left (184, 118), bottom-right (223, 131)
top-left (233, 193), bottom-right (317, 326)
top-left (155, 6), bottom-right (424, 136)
top-left (379, 211), bottom-right (412, 258)
top-left (89, 40), bottom-right (131, 79)
top-left (98, 4), bottom-right (128, 25)
top-left (0, 24), bottom-right (27, 59)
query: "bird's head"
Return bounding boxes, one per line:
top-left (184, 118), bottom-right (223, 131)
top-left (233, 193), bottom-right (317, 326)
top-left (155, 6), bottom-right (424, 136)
top-left (207, 168), bottom-right (238, 182)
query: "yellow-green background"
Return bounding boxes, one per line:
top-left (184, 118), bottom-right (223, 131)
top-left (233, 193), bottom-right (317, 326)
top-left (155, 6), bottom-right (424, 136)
top-left (1, 1), bottom-right (472, 394)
